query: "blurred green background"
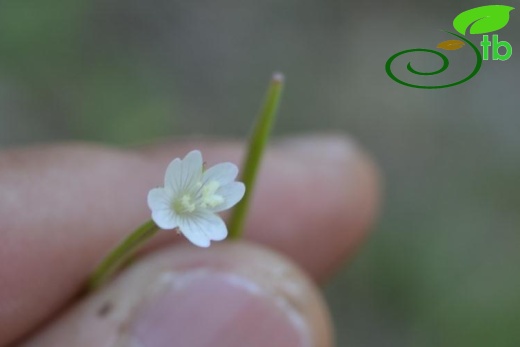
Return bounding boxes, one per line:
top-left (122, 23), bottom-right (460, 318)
top-left (1, 1), bottom-right (519, 345)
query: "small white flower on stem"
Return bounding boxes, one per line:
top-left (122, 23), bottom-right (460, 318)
top-left (147, 150), bottom-right (245, 247)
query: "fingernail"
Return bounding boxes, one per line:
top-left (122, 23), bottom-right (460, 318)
top-left (126, 271), bottom-right (311, 347)
top-left (277, 134), bottom-right (358, 163)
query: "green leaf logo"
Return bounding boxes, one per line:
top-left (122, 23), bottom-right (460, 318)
top-left (453, 5), bottom-right (514, 35)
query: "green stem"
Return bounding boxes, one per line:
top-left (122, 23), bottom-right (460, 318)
top-left (227, 73), bottom-right (284, 239)
top-left (87, 219), bottom-right (159, 291)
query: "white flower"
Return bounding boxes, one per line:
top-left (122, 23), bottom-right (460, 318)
top-left (147, 150), bottom-right (246, 247)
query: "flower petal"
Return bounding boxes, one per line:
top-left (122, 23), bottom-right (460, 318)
top-left (178, 212), bottom-right (228, 247)
top-left (151, 209), bottom-right (178, 229)
top-left (211, 181), bottom-right (246, 212)
top-left (164, 150), bottom-right (203, 194)
top-left (147, 188), bottom-right (171, 211)
top-left (164, 158), bottom-right (182, 193)
top-left (180, 150), bottom-right (204, 191)
top-left (201, 162), bottom-right (239, 186)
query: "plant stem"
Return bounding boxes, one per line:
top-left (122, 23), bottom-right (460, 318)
top-left (227, 73), bottom-right (284, 239)
top-left (87, 219), bottom-right (159, 291)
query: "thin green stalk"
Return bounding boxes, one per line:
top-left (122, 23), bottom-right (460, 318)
top-left (227, 73), bottom-right (284, 239)
top-left (87, 219), bottom-right (159, 291)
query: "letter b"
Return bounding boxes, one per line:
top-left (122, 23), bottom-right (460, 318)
top-left (492, 34), bottom-right (512, 61)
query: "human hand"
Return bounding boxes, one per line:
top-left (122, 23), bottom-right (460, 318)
top-left (0, 135), bottom-right (379, 346)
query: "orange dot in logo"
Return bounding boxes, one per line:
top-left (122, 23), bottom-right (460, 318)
top-left (436, 39), bottom-right (465, 50)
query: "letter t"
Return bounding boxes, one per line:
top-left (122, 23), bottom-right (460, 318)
top-left (480, 35), bottom-right (491, 60)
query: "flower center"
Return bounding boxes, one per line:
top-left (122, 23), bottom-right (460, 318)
top-left (200, 180), bottom-right (224, 208)
top-left (173, 194), bottom-right (196, 214)
top-left (172, 180), bottom-right (224, 214)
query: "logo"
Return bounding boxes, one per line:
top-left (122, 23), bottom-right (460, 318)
top-left (385, 5), bottom-right (515, 89)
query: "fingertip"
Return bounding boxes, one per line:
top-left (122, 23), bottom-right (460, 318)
top-left (24, 243), bottom-right (333, 347)
top-left (247, 134), bottom-right (381, 281)
top-left (138, 134), bottom-right (381, 281)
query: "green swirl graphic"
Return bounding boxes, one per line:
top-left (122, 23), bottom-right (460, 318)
top-left (385, 31), bottom-right (483, 89)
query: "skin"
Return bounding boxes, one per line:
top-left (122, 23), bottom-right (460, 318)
top-left (0, 135), bottom-right (380, 346)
